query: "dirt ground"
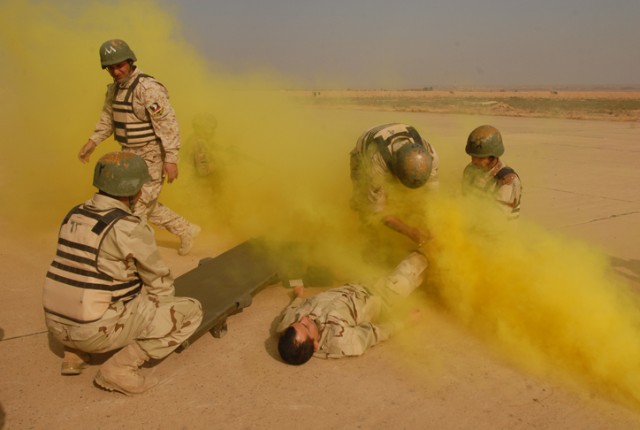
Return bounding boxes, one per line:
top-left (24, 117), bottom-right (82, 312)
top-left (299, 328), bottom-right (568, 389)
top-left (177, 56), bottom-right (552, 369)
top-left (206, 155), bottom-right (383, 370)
top-left (1, 107), bottom-right (640, 429)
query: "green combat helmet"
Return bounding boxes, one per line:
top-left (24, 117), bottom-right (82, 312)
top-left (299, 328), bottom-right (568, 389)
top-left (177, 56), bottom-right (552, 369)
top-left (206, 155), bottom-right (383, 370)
top-left (392, 142), bottom-right (433, 189)
top-left (99, 39), bottom-right (137, 69)
top-left (465, 125), bottom-right (504, 158)
top-left (93, 152), bottom-right (151, 197)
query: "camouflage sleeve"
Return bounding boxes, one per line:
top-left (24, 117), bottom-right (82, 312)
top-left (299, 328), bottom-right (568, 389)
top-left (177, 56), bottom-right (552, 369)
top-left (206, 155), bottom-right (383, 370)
top-left (367, 153), bottom-right (389, 215)
top-left (318, 322), bottom-right (391, 358)
top-left (273, 297), bottom-right (306, 334)
top-left (495, 174), bottom-right (522, 218)
top-left (100, 218), bottom-right (175, 297)
top-left (88, 85), bottom-right (115, 144)
top-left (138, 79), bottom-right (180, 163)
top-left (425, 142), bottom-right (440, 190)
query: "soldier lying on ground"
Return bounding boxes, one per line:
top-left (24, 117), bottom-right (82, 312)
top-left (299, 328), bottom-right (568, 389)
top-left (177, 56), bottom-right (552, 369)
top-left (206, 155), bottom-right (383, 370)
top-left (274, 251), bottom-right (428, 365)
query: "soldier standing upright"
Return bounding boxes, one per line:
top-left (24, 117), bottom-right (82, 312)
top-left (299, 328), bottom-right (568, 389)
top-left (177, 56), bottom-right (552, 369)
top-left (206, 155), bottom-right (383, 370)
top-left (78, 39), bottom-right (200, 255)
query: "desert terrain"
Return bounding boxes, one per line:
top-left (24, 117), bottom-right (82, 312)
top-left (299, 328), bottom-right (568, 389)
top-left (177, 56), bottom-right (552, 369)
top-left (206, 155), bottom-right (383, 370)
top-left (1, 91), bottom-right (640, 429)
top-left (293, 88), bottom-right (640, 122)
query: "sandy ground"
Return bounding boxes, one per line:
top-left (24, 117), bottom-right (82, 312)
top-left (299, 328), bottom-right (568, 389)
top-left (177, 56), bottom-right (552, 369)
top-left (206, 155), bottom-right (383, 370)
top-left (1, 109), bottom-right (640, 429)
top-left (292, 89), bottom-right (640, 122)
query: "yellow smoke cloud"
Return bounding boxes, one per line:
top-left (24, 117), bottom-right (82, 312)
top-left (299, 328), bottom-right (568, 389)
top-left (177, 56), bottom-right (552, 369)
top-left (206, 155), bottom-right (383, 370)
top-left (0, 0), bottom-right (358, 256)
top-left (2, 0), bottom-right (640, 410)
top-left (406, 192), bottom-right (640, 407)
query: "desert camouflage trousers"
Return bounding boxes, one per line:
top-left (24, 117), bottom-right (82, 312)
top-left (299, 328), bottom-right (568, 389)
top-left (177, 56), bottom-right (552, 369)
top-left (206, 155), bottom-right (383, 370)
top-left (122, 142), bottom-right (191, 237)
top-left (369, 250), bottom-right (428, 308)
top-left (45, 292), bottom-right (203, 359)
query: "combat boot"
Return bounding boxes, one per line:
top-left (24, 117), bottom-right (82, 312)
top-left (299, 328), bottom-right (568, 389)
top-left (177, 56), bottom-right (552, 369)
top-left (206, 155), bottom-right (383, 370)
top-left (61, 347), bottom-right (90, 376)
top-left (94, 343), bottom-right (158, 395)
top-left (178, 223), bottom-right (201, 256)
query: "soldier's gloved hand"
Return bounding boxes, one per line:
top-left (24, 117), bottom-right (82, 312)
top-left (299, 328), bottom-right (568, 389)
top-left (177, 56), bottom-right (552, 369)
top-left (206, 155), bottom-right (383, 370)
top-left (78, 140), bottom-right (97, 163)
top-left (163, 162), bottom-right (178, 183)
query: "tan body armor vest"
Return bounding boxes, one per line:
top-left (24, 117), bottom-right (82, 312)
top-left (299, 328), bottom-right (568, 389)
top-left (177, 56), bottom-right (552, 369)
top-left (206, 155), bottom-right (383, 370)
top-left (43, 205), bottom-right (143, 323)
top-left (112, 73), bottom-right (158, 147)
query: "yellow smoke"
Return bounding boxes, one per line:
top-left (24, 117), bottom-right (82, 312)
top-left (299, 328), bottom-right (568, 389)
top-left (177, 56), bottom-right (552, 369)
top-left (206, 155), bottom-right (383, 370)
top-left (398, 192), bottom-right (640, 407)
top-left (3, 0), bottom-right (640, 410)
top-left (0, 0), bottom-right (359, 261)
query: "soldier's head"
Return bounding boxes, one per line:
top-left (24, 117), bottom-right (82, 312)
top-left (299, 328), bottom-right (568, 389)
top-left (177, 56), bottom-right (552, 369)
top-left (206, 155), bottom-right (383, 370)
top-left (391, 141), bottom-right (433, 189)
top-left (465, 125), bottom-right (504, 170)
top-left (278, 316), bottom-right (319, 365)
top-left (99, 39), bottom-right (137, 82)
top-left (93, 152), bottom-right (151, 204)
top-left (192, 113), bottom-right (218, 139)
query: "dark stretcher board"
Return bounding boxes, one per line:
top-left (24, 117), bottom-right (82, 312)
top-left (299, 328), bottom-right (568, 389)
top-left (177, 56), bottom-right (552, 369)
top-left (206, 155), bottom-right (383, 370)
top-left (174, 238), bottom-right (334, 350)
top-left (174, 239), bottom-right (278, 350)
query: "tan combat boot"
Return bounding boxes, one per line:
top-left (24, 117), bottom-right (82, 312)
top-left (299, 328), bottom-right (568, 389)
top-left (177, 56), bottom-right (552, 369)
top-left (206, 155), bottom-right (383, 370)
top-left (61, 347), bottom-right (90, 376)
top-left (94, 343), bottom-right (158, 395)
top-left (178, 223), bottom-right (201, 256)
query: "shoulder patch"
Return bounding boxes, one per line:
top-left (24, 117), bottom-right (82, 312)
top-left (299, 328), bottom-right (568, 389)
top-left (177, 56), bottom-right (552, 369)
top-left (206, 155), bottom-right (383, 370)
top-left (499, 172), bottom-right (518, 185)
top-left (148, 102), bottom-right (164, 117)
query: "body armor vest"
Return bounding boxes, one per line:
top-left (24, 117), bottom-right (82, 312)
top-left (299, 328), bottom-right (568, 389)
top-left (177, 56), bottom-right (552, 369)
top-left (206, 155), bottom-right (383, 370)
top-left (43, 205), bottom-right (143, 323)
top-left (363, 123), bottom-right (425, 171)
top-left (463, 165), bottom-right (521, 219)
top-left (112, 73), bottom-right (158, 147)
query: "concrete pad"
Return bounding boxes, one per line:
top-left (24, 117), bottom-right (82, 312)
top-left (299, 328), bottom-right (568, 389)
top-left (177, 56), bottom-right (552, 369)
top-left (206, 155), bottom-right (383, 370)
top-left (1, 111), bottom-right (639, 429)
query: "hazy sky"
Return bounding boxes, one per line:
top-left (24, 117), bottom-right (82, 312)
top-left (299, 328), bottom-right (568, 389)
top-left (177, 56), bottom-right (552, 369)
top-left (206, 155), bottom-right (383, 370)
top-left (160, 0), bottom-right (640, 89)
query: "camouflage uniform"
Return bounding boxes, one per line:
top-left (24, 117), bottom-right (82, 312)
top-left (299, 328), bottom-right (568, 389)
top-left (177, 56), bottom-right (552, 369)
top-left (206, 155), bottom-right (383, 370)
top-left (43, 193), bottom-right (202, 359)
top-left (350, 123), bottom-right (439, 265)
top-left (350, 123), bottom-right (440, 222)
top-left (462, 160), bottom-right (522, 221)
top-left (274, 251), bottom-right (427, 358)
top-left (88, 67), bottom-right (191, 237)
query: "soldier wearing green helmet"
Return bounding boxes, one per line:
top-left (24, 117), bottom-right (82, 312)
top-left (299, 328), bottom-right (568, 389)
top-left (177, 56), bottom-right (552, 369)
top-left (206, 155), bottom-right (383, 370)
top-left (350, 123), bottom-right (440, 266)
top-left (78, 39), bottom-right (201, 255)
top-left (462, 125), bottom-right (522, 221)
top-left (43, 151), bottom-right (202, 395)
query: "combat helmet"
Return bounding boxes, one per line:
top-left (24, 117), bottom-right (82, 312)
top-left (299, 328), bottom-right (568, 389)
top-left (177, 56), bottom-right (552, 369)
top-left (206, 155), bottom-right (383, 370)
top-left (465, 125), bottom-right (504, 158)
top-left (93, 152), bottom-right (151, 197)
top-left (99, 39), bottom-right (137, 69)
top-left (392, 142), bottom-right (433, 189)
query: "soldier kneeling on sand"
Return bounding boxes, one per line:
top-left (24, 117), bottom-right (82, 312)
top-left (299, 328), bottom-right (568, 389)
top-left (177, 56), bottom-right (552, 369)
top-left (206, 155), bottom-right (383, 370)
top-left (43, 152), bottom-right (203, 395)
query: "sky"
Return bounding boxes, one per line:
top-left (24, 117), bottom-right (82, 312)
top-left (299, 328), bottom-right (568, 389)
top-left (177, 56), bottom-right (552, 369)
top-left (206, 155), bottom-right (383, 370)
top-left (159, 0), bottom-right (640, 89)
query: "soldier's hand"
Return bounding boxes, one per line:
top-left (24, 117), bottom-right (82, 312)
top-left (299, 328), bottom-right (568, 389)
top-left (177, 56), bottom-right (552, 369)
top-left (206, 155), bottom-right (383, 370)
top-left (78, 140), bottom-right (97, 163)
top-left (293, 285), bottom-right (305, 298)
top-left (409, 227), bottom-right (429, 247)
top-left (163, 162), bottom-right (178, 183)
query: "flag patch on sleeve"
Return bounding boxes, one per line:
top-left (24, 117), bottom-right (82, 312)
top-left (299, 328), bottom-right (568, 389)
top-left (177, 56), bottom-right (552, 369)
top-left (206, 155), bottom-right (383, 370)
top-left (149, 102), bottom-right (164, 117)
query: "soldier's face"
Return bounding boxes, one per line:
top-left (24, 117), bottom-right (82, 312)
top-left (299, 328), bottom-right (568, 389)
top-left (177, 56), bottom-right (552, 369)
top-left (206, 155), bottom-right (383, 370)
top-left (470, 156), bottom-right (497, 171)
top-left (291, 316), bottom-right (320, 351)
top-left (106, 61), bottom-right (133, 83)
